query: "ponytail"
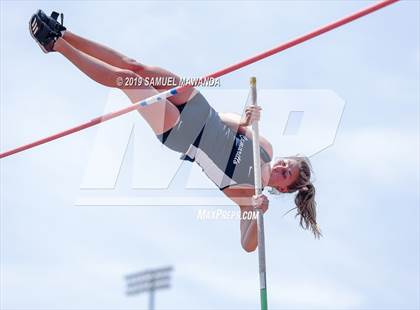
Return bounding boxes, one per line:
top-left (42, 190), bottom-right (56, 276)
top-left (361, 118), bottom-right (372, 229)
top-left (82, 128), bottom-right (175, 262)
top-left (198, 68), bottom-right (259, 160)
top-left (294, 183), bottom-right (322, 238)
top-left (275, 156), bottom-right (322, 238)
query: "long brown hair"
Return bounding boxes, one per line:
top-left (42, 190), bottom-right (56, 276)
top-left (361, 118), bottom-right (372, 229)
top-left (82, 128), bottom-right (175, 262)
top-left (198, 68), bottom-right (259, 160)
top-left (275, 156), bottom-right (322, 238)
top-left (269, 156), bottom-right (322, 239)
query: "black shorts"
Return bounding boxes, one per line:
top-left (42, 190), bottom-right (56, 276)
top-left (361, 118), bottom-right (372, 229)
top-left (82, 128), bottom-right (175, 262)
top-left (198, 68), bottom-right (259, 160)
top-left (156, 92), bottom-right (211, 154)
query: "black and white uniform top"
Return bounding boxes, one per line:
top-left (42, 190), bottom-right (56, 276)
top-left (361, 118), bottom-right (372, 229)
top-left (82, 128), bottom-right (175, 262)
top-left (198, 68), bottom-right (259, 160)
top-left (157, 92), bottom-right (271, 190)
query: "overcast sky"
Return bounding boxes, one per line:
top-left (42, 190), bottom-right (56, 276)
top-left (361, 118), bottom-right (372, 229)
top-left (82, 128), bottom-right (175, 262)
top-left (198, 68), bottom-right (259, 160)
top-left (1, 1), bottom-right (419, 310)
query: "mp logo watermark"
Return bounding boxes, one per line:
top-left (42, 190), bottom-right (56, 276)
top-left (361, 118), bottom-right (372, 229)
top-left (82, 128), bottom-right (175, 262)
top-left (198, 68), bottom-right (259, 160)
top-left (75, 89), bottom-right (344, 206)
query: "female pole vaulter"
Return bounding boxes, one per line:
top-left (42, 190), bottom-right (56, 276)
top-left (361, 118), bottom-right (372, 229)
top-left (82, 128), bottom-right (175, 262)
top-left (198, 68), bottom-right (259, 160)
top-left (29, 10), bottom-right (321, 252)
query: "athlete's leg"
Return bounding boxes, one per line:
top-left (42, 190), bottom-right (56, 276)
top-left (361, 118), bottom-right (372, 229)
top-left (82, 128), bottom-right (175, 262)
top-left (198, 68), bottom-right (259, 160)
top-left (53, 37), bottom-right (180, 135)
top-left (62, 30), bottom-right (194, 104)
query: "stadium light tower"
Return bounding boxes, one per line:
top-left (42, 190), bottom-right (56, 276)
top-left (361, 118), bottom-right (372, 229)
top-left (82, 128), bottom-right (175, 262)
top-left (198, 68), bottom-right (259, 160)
top-left (125, 266), bottom-right (173, 310)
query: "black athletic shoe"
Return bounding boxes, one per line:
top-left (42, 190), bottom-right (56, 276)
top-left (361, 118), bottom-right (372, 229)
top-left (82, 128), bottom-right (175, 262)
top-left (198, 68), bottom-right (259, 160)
top-left (36, 10), bottom-right (66, 35)
top-left (29, 13), bottom-right (59, 53)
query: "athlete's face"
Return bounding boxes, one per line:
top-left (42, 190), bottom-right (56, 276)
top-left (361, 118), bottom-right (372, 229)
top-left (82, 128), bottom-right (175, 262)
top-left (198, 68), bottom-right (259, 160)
top-left (269, 158), bottom-right (300, 192)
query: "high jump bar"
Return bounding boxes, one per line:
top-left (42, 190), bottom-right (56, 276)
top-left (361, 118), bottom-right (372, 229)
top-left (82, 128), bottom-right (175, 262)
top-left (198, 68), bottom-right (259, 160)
top-left (0, 0), bottom-right (399, 159)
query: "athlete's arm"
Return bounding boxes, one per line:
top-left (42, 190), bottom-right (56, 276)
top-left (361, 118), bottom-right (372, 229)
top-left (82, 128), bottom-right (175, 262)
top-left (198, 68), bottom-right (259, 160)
top-left (222, 187), bottom-right (269, 252)
top-left (240, 205), bottom-right (259, 252)
top-left (218, 111), bottom-right (273, 160)
top-left (218, 112), bottom-right (246, 135)
top-left (240, 194), bottom-right (269, 252)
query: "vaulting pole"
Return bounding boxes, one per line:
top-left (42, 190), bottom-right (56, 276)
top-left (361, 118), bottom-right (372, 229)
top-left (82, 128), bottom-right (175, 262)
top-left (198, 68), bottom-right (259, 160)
top-left (250, 77), bottom-right (268, 310)
top-left (0, 0), bottom-right (399, 159)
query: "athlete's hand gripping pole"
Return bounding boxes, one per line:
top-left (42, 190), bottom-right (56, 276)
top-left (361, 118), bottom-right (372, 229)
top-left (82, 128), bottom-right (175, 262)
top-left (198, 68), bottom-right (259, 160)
top-left (250, 77), bottom-right (268, 310)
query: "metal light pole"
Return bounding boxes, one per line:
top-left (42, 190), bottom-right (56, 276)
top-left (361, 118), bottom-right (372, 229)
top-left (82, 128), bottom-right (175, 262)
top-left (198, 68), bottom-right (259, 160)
top-left (125, 266), bottom-right (173, 310)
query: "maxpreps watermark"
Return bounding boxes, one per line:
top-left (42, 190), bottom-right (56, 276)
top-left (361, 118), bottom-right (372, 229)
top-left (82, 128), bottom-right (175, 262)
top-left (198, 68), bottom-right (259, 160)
top-left (197, 208), bottom-right (258, 220)
top-left (116, 76), bottom-right (221, 88)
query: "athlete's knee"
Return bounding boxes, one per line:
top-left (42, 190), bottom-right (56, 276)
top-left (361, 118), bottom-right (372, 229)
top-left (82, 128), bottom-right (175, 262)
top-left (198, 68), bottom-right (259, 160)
top-left (104, 69), bottom-right (139, 89)
top-left (121, 57), bottom-right (145, 72)
top-left (144, 65), bottom-right (167, 75)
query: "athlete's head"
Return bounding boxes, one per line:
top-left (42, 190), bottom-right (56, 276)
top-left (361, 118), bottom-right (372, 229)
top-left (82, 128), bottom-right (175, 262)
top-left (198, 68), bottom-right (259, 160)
top-left (268, 156), bottom-right (321, 238)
